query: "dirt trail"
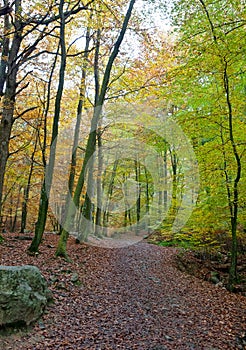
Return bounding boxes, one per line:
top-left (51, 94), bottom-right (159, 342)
top-left (1, 234), bottom-right (246, 349)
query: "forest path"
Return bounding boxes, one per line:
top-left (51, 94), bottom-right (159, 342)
top-left (1, 234), bottom-right (246, 349)
top-left (78, 242), bottom-right (246, 349)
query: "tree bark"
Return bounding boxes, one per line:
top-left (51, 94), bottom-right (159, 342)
top-left (28, 0), bottom-right (67, 253)
top-left (161, 148), bottom-right (178, 232)
top-left (56, 0), bottom-right (136, 256)
top-left (0, 0), bottom-right (22, 230)
top-left (95, 127), bottom-right (103, 236)
top-left (135, 160), bottom-right (141, 232)
top-left (224, 61), bottom-right (241, 289)
top-left (20, 130), bottom-right (39, 233)
top-left (11, 185), bottom-right (21, 232)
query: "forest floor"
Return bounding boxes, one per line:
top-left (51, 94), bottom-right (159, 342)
top-left (0, 232), bottom-right (246, 350)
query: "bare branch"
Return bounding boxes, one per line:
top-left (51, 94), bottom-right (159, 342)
top-left (24, 0), bottom-right (95, 26)
top-left (13, 106), bottom-right (38, 121)
top-left (14, 82), bottom-right (30, 98)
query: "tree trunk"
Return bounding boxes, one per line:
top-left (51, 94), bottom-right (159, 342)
top-left (224, 61), bottom-right (241, 289)
top-left (163, 149), bottom-right (168, 211)
top-left (20, 130), bottom-right (39, 233)
top-left (28, 0), bottom-right (67, 253)
top-left (0, 0), bottom-right (22, 230)
top-left (103, 158), bottom-right (119, 231)
top-left (76, 152), bottom-right (95, 242)
top-left (161, 148), bottom-right (178, 232)
top-left (93, 29), bottom-right (103, 237)
top-left (95, 128), bottom-right (103, 237)
top-left (135, 160), bottom-right (141, 232)
top-left (144, 167), bottom-right (151, 233)
top-left (123, 173), bottom-right (132, 230)
top-left (0, 98), bottom-right (15, 226)
top-left (57, 0), bottom-right (136, 256)
top-left (11, 185), bottom-right (22, 232)
top-left (198, 0), bottom-right (242, 289)
top-left (60, 27), bottom-right (91, 234)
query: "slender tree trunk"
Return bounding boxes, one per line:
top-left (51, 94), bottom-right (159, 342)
top-left (135, 160), bottom-right (141, 232)
top-left (144, 167), bottom-right (151, 232)
top-left (56, 0), bottom-right (136, 257)
top-left (0, 97), bottom-right (15, 228)
top-left (21, 186), bottom-right (28, 233)
top-left (199, 0), bottom-right (242, 288)
top-left (163, 149), bottom-right (168, 211)
top-left (93, 28), bottom-right (103, 237)
top-left (0, 0), bottom-right (10, 96)
top-left (161, 148), bottom-right (178, 232)
top-left (8, 194), bottom-right (13, 231)
top-left (103, 159), bottom-right (119, 230)
top-left (128, 209), bottom-right (132, 229)
top-left (20, 130), bottom-right (39, 233)
top-left (76, 153), bottom-right (95, 242)
top-left (11, 185), bottom-right (22, 232)
top-left (223, 61), bottom-right (241, 289)
top-left (123, 173), bottom-right (132, 230)
top-left (95, 127), bottom-right (103, 236)
top-left (0, 0), bottom-right (22, 230)
top-left (28, 0), bottom-right (67, 253)
top-left (124, 208), bottom-right (128, 228)
top-left (73, 0), bottom-right (136, 211)
top-left (60, 27), bottom-right (91, 233)
top-left (70, 26), bottom-right (96, 242)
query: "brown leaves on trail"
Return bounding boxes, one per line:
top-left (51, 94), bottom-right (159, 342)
top-left (0, 232), bottom-right (246, 349)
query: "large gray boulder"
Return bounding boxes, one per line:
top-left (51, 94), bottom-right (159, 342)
top-left (0, 265), bottom-right (52, 326)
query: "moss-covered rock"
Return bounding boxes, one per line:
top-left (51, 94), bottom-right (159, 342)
top-left (0, 265), bottom-right (52, 326)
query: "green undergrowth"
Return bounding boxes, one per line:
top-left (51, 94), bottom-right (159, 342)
top-left (158, 238), bottom-right (193, 249)
top-left (149, 229), bottom-right (246, 259)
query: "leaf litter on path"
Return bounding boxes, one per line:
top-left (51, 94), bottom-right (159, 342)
top-left (0, 232), bottom-right (245, 349)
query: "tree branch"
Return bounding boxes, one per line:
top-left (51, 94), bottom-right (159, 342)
top-left (0, 3), bottom-right (12, 16)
